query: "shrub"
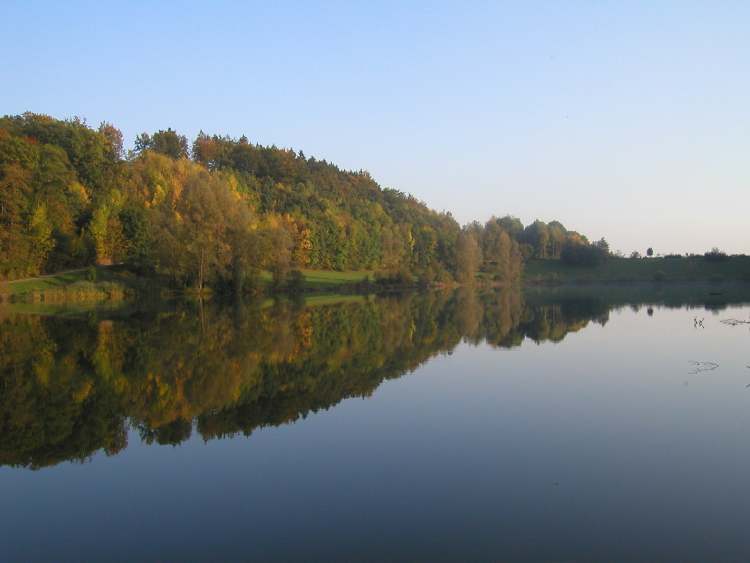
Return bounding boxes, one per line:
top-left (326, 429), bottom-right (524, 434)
top-left (286, 270), bottom-right (305, 293)
top-left (561, 241), bottom-right (607, 266)
top-left (375, 269), bottom-right (417, 287)
top-left (653, 270), bottom-right (666, 282)
top-left (704, 248), bottom-right (729, 262)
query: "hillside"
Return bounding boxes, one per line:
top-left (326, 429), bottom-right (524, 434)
top-left (1, 112), bottom-right (691, 296)
top-left (1, 113), bottom-right (524, 290)
top-left (525, 256), bottom-right (750, 284)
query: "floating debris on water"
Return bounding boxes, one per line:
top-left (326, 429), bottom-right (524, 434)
top-left (689, 361), bottom-right (719, 375)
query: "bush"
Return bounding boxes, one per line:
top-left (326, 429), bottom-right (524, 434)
top-left (653, 270), bottom-right (666, 282)
top-left (704, 248), bottom-right (729, 262)
top-left (375, 269), bottom-right (416, 287)
top-left (561, 241), bottom-right (608, 266)
top-left (286, 270), bottom-right (305, 293)
top-left (438, 268), bottom-right (454, 284)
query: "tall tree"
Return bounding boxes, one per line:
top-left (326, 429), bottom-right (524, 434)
top-left (455, 231), bottom-right (480, 283)
top-left (135, 128), bottom-right (189, 159)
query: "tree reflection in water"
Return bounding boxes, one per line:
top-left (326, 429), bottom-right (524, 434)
top-left (2, 285), bottom-right (748, 469)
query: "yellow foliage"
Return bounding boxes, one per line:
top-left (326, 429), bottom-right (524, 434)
top-left (68, 181), bottom-right (90, 205)
top-left (72, 379), bottom-right (93, 403)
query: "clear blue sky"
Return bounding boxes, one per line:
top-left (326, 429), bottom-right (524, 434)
top-left (1, 1), bottom-right (748, 254)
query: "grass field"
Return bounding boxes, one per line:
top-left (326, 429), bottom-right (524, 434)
top-left (2, 266), bottom-right (374, 304)
top-left (524, 256), bottom-right (750, 284)
top-left (8, 268), bottom-right (104, 293)
top-left (1, 265), bottom-right (151, 303)
top-left (298, 269), bottom-right (372, 286)
top-left (258, 268), bottom-right (373, 288)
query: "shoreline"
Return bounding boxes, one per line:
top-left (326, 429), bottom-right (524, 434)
top-left (3, 256), bottom-right (749, 306)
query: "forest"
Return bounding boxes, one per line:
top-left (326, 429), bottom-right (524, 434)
top-left (0, 113), bottom-right (604, 291)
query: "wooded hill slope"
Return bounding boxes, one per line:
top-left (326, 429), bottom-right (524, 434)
top-left (0, 113), bottom-right (599, 291)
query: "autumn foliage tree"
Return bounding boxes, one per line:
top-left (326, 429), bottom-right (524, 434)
top-left (0, 112), bottom-right (598, 289)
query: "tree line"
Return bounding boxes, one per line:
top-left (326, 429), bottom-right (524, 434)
top-left (0, 113), bottom-right (607, 289)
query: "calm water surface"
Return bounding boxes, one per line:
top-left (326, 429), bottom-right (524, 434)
top-left (2, 286), bottom-right (750, 562)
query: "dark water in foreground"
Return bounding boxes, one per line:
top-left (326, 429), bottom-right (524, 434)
top-left (2, 286), bottom-right (750, 562)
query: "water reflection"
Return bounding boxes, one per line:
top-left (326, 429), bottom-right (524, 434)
top-left (2, 285), bottom-right (749, 469)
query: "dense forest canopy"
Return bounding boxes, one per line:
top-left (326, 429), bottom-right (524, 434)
top-left (0, 113), bottom-right (605, 288)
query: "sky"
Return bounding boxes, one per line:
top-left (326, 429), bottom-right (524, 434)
top-left (1, 0), bottom-right (748, 254)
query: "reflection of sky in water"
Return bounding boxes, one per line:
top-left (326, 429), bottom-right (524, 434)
top-left (2, 300), bottom-right (750, 561)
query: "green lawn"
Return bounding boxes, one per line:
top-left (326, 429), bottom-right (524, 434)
top-left (524, 256), bottom-right (750, 283)
top-left (2, 265), bottom-right (150, 303)
top-left (299, 269), bottom-right (372, 285)
top-left (1, 266), bottom-right (375, 305)
top-left (7, 268), bottom-right (91, 294)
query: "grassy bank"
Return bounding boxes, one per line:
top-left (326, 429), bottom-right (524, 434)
top-left (0, 266), bottom-right (157, 304)
top-left (524, 256), bottom-right (750, 284)
top-left (258, 269), bottom-right (373, 291)
top-left (7, 255), bottom-right (746, 306)
top-left (524, 282), bottom-right (750, 310)
top-left (1, 266), bottom-right (375, 304)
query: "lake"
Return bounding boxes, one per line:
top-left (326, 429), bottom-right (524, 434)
top-left (2, 285), bottom-right (750, 562)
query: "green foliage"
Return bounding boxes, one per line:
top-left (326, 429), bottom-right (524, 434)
top-left (286, 269), bottom-right (305, 293)
top-left (0, 112), bottom-right (596, 289)
top-left (478, 217), bottom-right (522, 282)
top-left (0, 114), bottom-right (471, 286)
top-left (455, 231), bottom-right (480, 283)
top-left (525, 255), bottom-right (750, 283)
top-left (561, 239), bottom-right (609, 266)
top-left (0, 114), bottom-right (124, 277)
top-left (0, 113), bottom-right (115, 192)
top-left (704, 248), bottom-right (729, 262)
top-left (134, 128), bottom-right (188, 159)
top-left (28, 203), bottom-right (55, 270)
top-left (5, 265), bottom-right (150, 304)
